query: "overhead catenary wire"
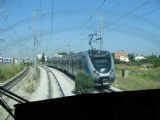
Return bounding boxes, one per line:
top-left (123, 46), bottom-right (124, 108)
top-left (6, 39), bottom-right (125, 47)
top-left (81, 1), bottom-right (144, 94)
top-left (65, 0), bottom-right (122, 51)
top-left (16, 0), bottom-right (33, 58)
top-left (108, 23), bottom-right (160, 50)
top-left (36, 0), bottom-right (44, 54)
top-left (59, 0), bottom-right (123, 52)
top-left (2, 0), bottom-right (157, 54)
top-left (106, 6), bottom-right (160, 32)
top-left (53, 0), bottom-right (106, 53)
top-left (51, 0), bottom-right (54, 41)
top-left (103, 0), bottom-right (122, 18)
top-left (68, 1), bottom-right (151, 51)
top-left (72, 3), bottom-right (160, 50)
top-left (44, 0), bottom-right (54, 54)
top-left (107, 1), bottom-right (150, 27)
top-left (16, 0), bottom-right (32, 29)
top-left (103, 5), bottom-right (160, 49)
top-left (1, 1), bottom-right (159, 56)
top-left (67, 0), bottom-right (106, 41)
top-left (2, 19), bottom-right (24, 46)
top-left (58, 0), bottom-right (122, 52)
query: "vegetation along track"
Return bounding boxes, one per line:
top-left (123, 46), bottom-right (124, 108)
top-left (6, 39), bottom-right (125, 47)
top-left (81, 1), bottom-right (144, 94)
top-left (0, 67), bottom-right (29, 90)
top-left (41, 66), bottom-right (65, 98)
top-left (45, 66), bottom-right (122, 94)
top-left (0, 67), bottom-right (29, 120)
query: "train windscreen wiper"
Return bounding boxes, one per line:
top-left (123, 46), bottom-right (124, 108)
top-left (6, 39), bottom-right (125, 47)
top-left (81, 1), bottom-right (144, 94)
top-left (0, 86), bottom-right (29, 118)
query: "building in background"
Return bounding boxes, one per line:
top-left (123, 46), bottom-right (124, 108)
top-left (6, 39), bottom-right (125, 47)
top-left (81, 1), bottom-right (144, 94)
top-left (37, 54), bottom-right (47, 61)
top-left (135, 55), bottom-right (145, 61)
top-left (112, 52), bottom-right (129, 62)
top-left (53, 54), bottom-right (63, 58)
top-left (0, 57), bottom-right (18, 63)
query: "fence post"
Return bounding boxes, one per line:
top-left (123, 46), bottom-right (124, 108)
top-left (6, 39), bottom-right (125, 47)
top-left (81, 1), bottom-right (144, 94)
top-left (122, 69), bottom-right (128, 78)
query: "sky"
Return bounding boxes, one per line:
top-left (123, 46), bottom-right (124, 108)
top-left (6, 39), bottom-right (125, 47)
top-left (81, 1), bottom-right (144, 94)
top-left (0, 0), bottom-right (160, 59)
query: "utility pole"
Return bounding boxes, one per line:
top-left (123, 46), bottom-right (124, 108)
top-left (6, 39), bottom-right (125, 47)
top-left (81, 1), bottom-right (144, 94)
top-left (32, 10), bottom-right (37, 81)
top-left (12, 56), bottom-right (15, 71)
top-left (0, 39), bottom-right (5, 55)
top-left (32, 10), bottom-right (43, 80)
top-left (0, 10), bottom-right (7, 56)
top-left (100, 14), bottom-right (103, 50)
top-left (69, 39), bottom-right (71, 54)
top-left (94, 12), bottom-right (104, 50)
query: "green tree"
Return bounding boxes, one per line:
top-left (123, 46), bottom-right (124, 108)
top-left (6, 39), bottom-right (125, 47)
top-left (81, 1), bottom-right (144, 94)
top-left (145, 55), bottom-right (160, 67)
top-left (41, 52), bottom-right (45, 64)
top-left (114, 59), bottom-right (123, 64)
top-left (128, 53), bottom-right (135, 62)
top-left (58, 52), bottom-right (68, 56)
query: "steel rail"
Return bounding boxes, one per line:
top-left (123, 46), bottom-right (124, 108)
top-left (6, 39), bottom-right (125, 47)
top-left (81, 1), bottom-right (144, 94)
top-left (42, 66), bottom-right (65, 97)
top-left (1, 67), bottom-right (29, 90)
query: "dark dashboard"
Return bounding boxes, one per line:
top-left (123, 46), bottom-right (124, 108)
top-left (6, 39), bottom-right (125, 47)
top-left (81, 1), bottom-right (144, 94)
top-left (15, 89), bottom-right (160, 120)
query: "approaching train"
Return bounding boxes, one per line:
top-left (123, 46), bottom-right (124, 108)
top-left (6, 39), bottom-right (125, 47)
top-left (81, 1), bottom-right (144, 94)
top-left (47, 50), bottom-right (115, 87)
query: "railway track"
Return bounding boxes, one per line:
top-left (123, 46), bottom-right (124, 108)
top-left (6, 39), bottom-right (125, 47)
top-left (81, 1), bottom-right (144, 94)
top-left (46, 66), bottom-right (122, 94)
top-left (0, 67), bottom-right (30, 120)
top-left (0, 67), bottom-right (29, 90)
top-left (109, 86), bottom-right (123, 92)
top-left (92, 86), bottom-right (122, 93)
top-left (42, 66), bottom-right (65, 98)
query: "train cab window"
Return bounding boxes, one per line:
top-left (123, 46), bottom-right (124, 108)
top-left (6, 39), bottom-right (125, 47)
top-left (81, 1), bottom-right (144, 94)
top-left (90, 53), bottom-right (111, 72)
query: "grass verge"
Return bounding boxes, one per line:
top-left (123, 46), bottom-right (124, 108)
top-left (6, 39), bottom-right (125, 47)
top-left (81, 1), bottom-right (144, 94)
top-left (113, 64), bottom-right (160, 91)
top-left (0, 63), bottom-right (25, 83)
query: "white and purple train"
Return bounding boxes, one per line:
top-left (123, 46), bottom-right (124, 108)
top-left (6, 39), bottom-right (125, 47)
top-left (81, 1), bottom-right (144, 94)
top-left (47, 50), bottom-right (115, 87)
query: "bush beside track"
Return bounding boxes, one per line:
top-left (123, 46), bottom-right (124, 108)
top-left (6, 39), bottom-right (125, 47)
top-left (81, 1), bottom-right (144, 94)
top-left (75, 71), bottom-right (94, 93)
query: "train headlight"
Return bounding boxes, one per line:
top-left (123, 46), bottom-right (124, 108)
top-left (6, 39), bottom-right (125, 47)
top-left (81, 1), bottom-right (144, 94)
top-left (93, 70), bottom-right (99, 76)
top-left (93, 70), bottom-right (96, 74)
top-left (109, 69), bottom-right (114, 75)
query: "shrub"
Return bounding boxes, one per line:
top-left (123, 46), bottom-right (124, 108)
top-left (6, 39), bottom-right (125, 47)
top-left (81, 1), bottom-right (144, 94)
top-left (75, 71), bottom-right (94, 93)
top-left (115, 59), bottom-right (122, 64)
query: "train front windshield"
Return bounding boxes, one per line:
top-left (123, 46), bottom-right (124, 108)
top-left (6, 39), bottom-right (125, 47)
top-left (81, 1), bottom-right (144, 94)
top-left (90, 54), bottom-right (111, 72)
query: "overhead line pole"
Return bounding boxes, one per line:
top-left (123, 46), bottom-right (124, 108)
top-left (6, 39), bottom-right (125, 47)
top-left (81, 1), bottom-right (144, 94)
top-left (100, 14), bottom-right (103, 50)
top-left (69, 39), bottom-right (71, 54)
top-left (0, 10), bottom-right (7, 56)
top-left (32, 10), bottom-right (37, 81)
top-left (53, 0), bottom-right (106, 52)
top-left (32, 10), bottom-right (43, 80)
top-left (94, 12), bottom-right (104, 50)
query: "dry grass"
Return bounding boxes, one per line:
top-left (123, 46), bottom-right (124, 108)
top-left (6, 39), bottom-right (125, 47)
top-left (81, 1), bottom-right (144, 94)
top-left (24, 67), bottom-right (40, 93)
top-left (113, 64), bottom-right (160, 91)
top-left (0, 63), bottom-right (25, 83)
top-left (24, 79), bottom-right (37, 93)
